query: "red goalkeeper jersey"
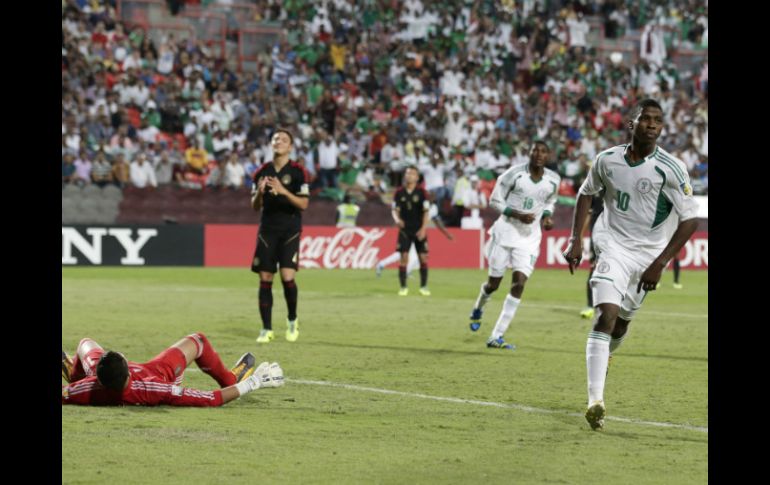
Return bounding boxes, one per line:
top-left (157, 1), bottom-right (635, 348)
top-left (62, 361), bottom-right (224, 407)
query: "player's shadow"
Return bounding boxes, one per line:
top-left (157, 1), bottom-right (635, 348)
top-left (307, 340), bottom-right (512, 357)
top-left (545, 414), bottom-right (707, 442)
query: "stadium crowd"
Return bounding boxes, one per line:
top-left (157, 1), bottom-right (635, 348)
top-left (62, 0), bottom-right (708, 223)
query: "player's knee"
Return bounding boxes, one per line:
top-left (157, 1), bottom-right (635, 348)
top-left (595, 307), bottom-right (618, 333)
top-left (78, 337), bottom-right (94, 350)
top-left (189, 332), bottom-right (208, 349)
top-left (260, 274), bottom-right (274, 283)
top-left (183, 333), bottom-right (205, 358)
top-left (77, 337), bottom-right (100, 354)
top-left (281, 279), bottom-right (296, 288)
top-left (612, 319), bottom-right (630, 338)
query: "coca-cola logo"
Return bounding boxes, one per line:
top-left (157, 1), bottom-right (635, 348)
top-left (300, 228), bottom-right (387, 269)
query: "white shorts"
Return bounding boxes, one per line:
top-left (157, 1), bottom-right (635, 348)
top-left (590, 250), bottom-right (649, 320)
top-left (485, 236), bottom-right (539, 278)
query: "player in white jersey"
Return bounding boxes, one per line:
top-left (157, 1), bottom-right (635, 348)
top-left (563, 99), bottom-right (699, 430)
top-left (468, 141), bottom-right (560, 350)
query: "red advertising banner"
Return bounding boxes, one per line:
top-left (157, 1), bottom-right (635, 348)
top-left (204, 225), bottom-right (707, 270)
top-left (204, 225), bottom-right (485, 269)
top-left (538, 230), bottom-right (708, 270)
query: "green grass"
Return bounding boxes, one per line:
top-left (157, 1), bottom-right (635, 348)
top-left (62, 268), bottom-right (707, 484)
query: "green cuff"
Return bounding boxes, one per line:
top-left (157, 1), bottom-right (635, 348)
top-left (503, 207), bottom-right (514, 217)
top-left (542, 210), bottom-right (552, 218)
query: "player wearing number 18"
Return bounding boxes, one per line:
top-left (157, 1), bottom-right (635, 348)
top-left (467, 141), bottom-right (560, 350)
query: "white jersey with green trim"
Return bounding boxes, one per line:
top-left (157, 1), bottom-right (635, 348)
top-left (488, 163), bottom-right (561, 247)
top-left (579, 144), bottom-right (699, 259)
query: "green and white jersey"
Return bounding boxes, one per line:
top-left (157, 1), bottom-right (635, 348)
top-left (489, 163), bottom-right (561, 247)
top-left (579, 144), bottom-right (699, 257)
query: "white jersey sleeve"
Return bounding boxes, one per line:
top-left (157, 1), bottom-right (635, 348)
top-left (489, 172), bottom-right (509, 214)
top-left (489, 163), bottom-right (528, 214)
top-left (578, 151), bottom-right (607, 196)
top-left (543, 170), bottom-right (561, 216)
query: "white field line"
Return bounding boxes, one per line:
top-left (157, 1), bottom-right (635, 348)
top-left (182, 369), bottom-right (707, 433)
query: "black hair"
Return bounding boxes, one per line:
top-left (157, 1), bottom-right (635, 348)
top-left (96, 351), bottom-right (129, 391)
top-left (630, 99), bottom-right (663, 119)
top-left (272, 128), bottom-right (294, 145)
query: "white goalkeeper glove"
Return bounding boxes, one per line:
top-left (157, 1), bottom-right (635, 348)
top-left (234, 362), bottom-right (284, 396)
top-left (234, 362), bottom-right (269, 396)
top-left (262, 362), bottom-right (284, 388)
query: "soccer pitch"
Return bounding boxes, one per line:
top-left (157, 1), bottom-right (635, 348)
top-left (62, 267), bottom-right (707, 484)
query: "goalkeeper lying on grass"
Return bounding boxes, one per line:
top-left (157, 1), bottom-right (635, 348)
top-left (62, 332), bottom-right (283, 406)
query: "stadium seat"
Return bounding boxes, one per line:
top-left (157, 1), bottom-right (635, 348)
top-left (101, 185), bottom-right (123, 201)
top-left (81, 184), bottom-right (101, 198)
top-left (63, 184), bottom-right (82, 196)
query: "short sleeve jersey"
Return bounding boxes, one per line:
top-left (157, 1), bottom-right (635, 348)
top-left (252, 160), bottom-right (310, 230)
top-left (392, 186), bottom-right (430, 231)
top-left (579, 144), bottom-right (699, 253)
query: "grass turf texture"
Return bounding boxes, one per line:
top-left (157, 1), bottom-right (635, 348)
top-left (62, 267), bottom-right (707, 484)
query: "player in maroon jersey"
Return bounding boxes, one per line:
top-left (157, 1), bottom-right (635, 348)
top-left (391, 165), bottom-right (432, 296)
top-left (250, 129), bottom-right (310, 344)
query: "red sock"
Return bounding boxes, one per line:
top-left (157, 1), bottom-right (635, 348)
top-left (189, 333), bottom-right (235, 387)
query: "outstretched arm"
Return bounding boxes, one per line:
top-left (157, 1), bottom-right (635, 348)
top-left (433, 215), bottom-right (454, 240)
top-left (168, 362), bottom-right (285, 406)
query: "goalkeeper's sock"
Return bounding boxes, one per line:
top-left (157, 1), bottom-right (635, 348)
top-left (189, 332), bottom-right (236, 387)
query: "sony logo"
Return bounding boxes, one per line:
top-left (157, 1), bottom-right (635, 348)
top-left (61, 227), bottom-right (158, 265)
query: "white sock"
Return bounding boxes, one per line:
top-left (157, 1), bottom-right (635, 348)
top-left (586, 331), bottom-right (611, 404)
top-left (378, 252), bottom-right (401, 268)
top-left (473, 282), bottom-right (493, 312)
top-left (490, 294), bottom-right (520, 339)
top-left (609, 333), bottom-right (627, 353)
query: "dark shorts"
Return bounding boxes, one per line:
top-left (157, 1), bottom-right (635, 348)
top-left (397, 229), bottom-right (428, 254)
top-left (251, 226), bottom-right (301, 273)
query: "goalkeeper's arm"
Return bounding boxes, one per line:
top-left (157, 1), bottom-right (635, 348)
top-left (222, 362), bottom-right (285, 404)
